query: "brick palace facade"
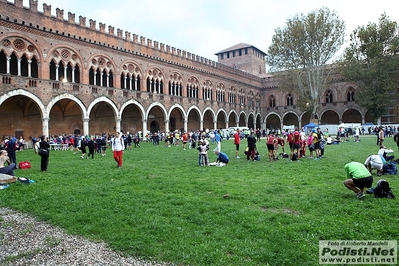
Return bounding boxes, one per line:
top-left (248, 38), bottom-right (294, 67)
top-left (0, 0), bottom-right (381, 140)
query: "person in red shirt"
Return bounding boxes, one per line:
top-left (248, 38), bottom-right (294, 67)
top-left (266, 132), bottom-right (277, 161)
top-left (182, 132), bottom-right (188, 150)
top-left (234, 129), bottom-right (241, 159)
top-left (287, 130), bottom-right (294, 153)
top-left (276, 135), bottom-right (285, 154)
top-left (68, 136), bottom-right (75, 151)
top-left (291, 127), bottom-right (301, 161)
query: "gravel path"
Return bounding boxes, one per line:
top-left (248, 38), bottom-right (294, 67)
top-left (0, 208), bottom-right (170, 266)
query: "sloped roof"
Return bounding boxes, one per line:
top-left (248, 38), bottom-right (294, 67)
top-left (215, 43), bottom-right (267, 56)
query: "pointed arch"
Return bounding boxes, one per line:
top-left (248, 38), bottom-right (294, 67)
top-left (120, 60), bottom-right (143, 91)
top-left (168, 71), bottom-right (183, 96)
top-left (203, 79), bottom-right (213, 100)
top-left (325, 90), bottom-right (333, 103)
top-left (47, 45), bottom-right (84, 83)
top-left (86, 54), bottom-right (116, 87)
top-left (146, 66), bottom-right (165, 94)
top-left (216, 83), bottom-right (226, 102)
top-left (186, 76), bottom-right (200, 98)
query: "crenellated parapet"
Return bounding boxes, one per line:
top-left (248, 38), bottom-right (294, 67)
top-left (29, 0), bottom-right (38, 11)
top-left (42, 3), bottom-right (51, 17)
top-left (55, 8), bottom-right (63, 20)
top-left (2, 2), bottom-right (263, 88)
top-left (0, 0), bottom-right (262, 84)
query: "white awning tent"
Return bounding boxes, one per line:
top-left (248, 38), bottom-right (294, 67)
top-left (283, 125), bottom-right (295, 130)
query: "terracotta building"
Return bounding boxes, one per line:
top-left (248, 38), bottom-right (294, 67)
top-left (0, 0), bottom-right (382, 141)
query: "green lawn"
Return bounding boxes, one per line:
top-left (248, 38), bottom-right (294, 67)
top-left (0, 134), bottom-right (398, 265)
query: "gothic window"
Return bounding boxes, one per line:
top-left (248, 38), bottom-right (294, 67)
top-left (146, 77), bottom-right (152, 92)
top-left (10, 52), bottom-right (17, 75)
top-left (248, 91), bottom-right (254, 107)
top-left (89, 67), bottom-right (94, 85)
top-left (31, 56), bottom-right (39, 78)
top-left (286, 93), bottom-right (293, 106)
top-left (187, 77), bottom-right (199, 99)
top-left (347, 89), bottom-right (355, 102)
top-left (47, 48), bottom-right (82, 83)
top-left (101, 69), bottom-right (107, 87)
top-left (325, 90), bottom-right (333, 103)
top-left (269, 95), bottom-right (276, 107)
top-left (49, 60), bottom-right (57, 81)
top-left (86, 56), bottom-right (114, 87)
top-left (146, 68), bottom-right (164, 93)
top-left (216, 83), bottom-right (226, 102)
top-left (120, 63), bottom-right (142, 90)
top-left (239, 89), bottom-right (245, 105)
top-left (169, 73), bottom-right (182, 96)
top-left (0, 51), bottom-right (6, 74)
top-left (95, 69), bottom-right (101, 86)
top-left (203, 80), bottom-right (213, 100)
top-left (20, 54), bottom-right (28, 76)
top-left (120, 73), bottom-right (127, 89)
top-left (169, 81), bottom-right (182, 96)
top-left (228, 86), bottom-right (236, 104)
top-left (0, 38), bottom-right (39, 78)
top-left (108, 70), bottom-right (114, 88)
top-left (248, 97), bottom-right (253, 107)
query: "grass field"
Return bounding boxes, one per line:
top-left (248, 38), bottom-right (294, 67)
top-left (0, 134), bottom-right (398, 265)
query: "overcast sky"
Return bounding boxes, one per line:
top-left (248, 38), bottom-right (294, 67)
top-left (22, 0), bottom-right (399, 62)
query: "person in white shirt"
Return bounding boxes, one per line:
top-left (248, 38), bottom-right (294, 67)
top-left (354, 128), bottom-right (360, 142)
top-left (0, 150), bottom-right (15, 176)
top-left (364, 155), bottom-right (383, 176)
top-left (111, 132), bottom-right (125, 168)
top-left (378, 145), bottom-right (394, 162)
top-left (18, 136), bottom-right (25, 150)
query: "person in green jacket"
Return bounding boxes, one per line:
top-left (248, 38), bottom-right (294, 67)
top-left (344, 162), bottom-right (373, 199)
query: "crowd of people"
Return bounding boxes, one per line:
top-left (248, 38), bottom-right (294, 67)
top-left (1, 124), bottom-right (399, 190)
top-left (344, 130), bottom-right (399, 200)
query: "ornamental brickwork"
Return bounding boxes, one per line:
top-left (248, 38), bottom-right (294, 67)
top-left (0, 0), bottom-right (373, 141)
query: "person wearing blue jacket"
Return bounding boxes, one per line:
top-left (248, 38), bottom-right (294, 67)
top-left (5, 137), bottom-right (17, 169)
top-left (215, 150), bottom-right (229, 166)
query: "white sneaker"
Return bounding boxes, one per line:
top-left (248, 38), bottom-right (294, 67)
top-left (356, 191), bottom-right (365, 199)
top-left (236, 156), bottom-right (240, 159)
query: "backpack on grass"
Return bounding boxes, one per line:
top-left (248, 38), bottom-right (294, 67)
top-left (373, 180), bottom-right (395, 199)
top-left (383, 162), bottom-right (397, 175)
top-left (19, 161), bottom-right (31, 169)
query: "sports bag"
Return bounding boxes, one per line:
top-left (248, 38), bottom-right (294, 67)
top-left (19, 161), bottom-right (31, 169)
top-left (383, 162), bottom-right (398, 175)
top-left (374, 179), bottom-right (395, 199)
top-left (38, 148), bottom-right (48, 156)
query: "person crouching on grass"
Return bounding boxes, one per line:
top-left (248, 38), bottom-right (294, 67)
top-left (364, 154), bottom-right (384, 176)
top-left (210, 151), bottom-right (229, 167)
top-left (112, 132), bottom-right (125, 168)
top-left (344, 162), bottom-right (373, 199)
